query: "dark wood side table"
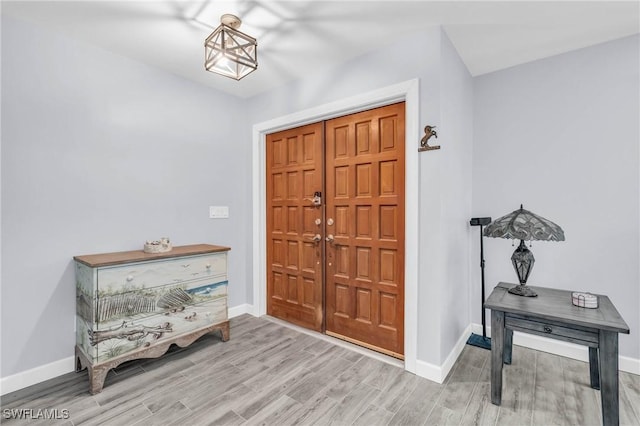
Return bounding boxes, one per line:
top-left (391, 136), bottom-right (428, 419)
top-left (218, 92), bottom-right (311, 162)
top-left (485, 282), bottom-right (630, 426)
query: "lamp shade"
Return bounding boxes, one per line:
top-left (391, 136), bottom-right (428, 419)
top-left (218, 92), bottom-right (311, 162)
top-left (483, 205), bottom-right (565, 242)
top-left (483, 205), bottom-right (565, 297)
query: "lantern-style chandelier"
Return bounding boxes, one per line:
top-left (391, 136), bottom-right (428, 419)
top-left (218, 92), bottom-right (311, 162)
top-left (204, 14), bottom-right (258, 80)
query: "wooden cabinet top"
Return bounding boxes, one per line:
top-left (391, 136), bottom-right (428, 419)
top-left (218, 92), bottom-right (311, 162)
top-left (74, 244), bottom-right (230, 268)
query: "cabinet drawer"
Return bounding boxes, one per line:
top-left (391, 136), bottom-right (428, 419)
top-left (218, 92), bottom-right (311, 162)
top-left (97, 253), bottom-right (226, 293)
top-left (95, 279), bottom-right (227, 325)
top-left (87, 296), bottom-right (228, 364)
top-left (505, 315), bottom-right (599, 347)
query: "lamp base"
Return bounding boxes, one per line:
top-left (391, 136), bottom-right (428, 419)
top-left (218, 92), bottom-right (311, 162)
top-left (508, 284), bottom-right (538, 297)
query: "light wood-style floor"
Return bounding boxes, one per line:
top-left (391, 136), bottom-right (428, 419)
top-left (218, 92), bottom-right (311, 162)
top-left (2, 314), bottom-right (639, 425)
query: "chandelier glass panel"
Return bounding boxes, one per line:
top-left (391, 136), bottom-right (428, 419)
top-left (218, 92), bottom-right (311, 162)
top-left (204, 14), bottom-right (257, 80)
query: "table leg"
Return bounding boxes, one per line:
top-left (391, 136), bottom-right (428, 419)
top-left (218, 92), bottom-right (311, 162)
top-left (589, 347), bottom-right (600, 390)
top-left (491, 310), bottom-right (505, 405)
top-left (599, 331), bottom-right (619, 426)
top-left (504, 328), bottom-right (513, 365)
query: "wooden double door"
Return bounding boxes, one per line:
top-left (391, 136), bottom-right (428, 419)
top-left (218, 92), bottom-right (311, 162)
top-left (266, 103), bottom-right (405, 358)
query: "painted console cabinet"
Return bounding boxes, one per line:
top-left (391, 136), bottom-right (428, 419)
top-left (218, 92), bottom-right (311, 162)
top-left (74, 244), bottom-right (230, 394)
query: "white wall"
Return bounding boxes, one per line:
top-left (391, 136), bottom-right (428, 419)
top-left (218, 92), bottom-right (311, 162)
top-left (472, 35), bottom-right (640, 359)
top-left (1, 16), bottom-right (252, 377)
top-left (438, 32), bottom-right (474, 362)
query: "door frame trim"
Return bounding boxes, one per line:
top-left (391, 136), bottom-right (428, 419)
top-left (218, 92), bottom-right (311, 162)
top-left (252, 79), bottom-right (419, 373)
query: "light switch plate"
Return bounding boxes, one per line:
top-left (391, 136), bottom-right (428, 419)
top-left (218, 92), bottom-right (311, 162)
top-left (209, 206), bottom-right (229, 219)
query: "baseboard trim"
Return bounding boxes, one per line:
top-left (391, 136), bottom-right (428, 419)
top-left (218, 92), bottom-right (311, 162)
top-left (228, 303), bottom-right (254, 319)
top-left (415, 359), bottom-right (443, 383)
top-left (471, 323), bottom-right (640, 375)
top-left (415, 324), bottom-right (473, 384)
top-left (1, 303), bottom-right (257, 396)
top-left (0, 356), bottom-right (75, 396)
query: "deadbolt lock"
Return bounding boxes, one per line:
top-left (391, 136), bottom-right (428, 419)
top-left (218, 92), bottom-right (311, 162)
top-left (311, 191), bottom-right (322, 207)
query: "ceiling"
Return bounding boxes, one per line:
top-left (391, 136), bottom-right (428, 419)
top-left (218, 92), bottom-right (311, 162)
top-left (2, 1), bottom-right (639, 98)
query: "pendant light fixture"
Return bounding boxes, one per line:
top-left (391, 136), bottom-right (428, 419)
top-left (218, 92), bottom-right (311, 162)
top-left (204, 14), bottom-right (258, 80)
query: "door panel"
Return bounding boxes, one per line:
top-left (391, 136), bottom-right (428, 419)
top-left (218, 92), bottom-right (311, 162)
top-left (266, 123), bottom-right (324, 331)
top-left (265, 102), bottom-right (405, 357)
top-left (325, 103), bottom-right (405, 357)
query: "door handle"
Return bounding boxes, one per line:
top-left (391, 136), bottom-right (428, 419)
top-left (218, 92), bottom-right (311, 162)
top-left (305, 197), bottom-right (322, 207)
top-left (307, 234), bottom-right (322, 243)
top-left (325, 234), bottom-right (334, 243)
top-left (305, 191), bottom-right (322, 207)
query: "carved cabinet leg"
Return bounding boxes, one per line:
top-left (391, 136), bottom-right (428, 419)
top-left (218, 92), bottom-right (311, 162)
top-left (88, 365), bottom-right (110, 395)
top-left (75, 356), bottom-right (84, 373)
top-left (220, 321), bottom-right (230, 342)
